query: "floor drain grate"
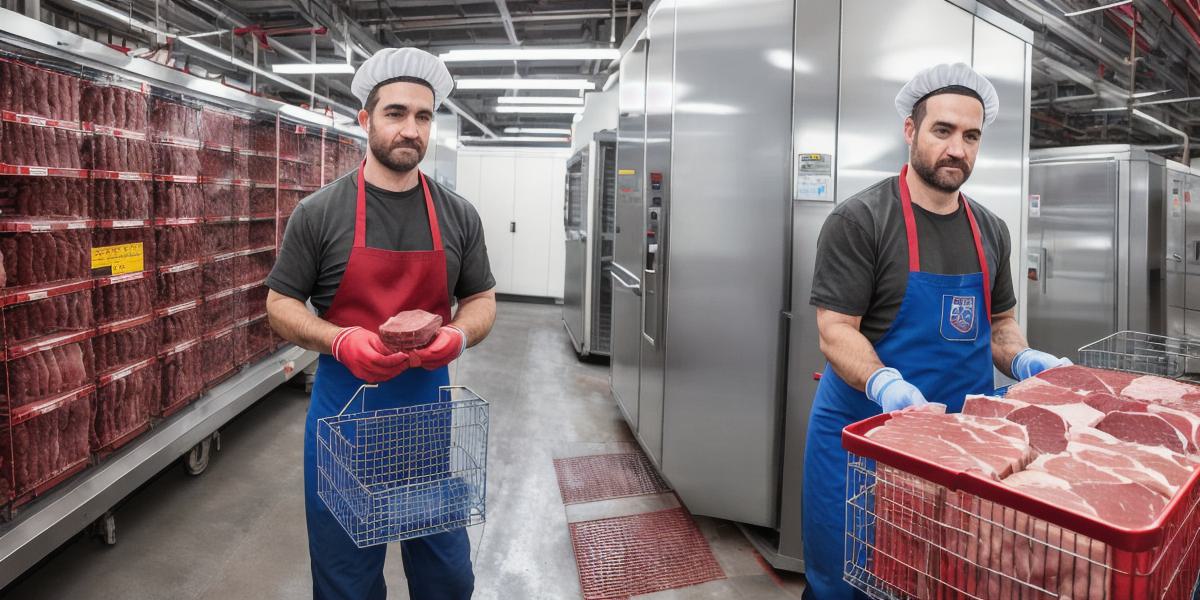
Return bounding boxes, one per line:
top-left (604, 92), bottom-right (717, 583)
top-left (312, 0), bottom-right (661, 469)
top-left (553, 452), bottom-right (671, 505)
top-left (568, 507), bottom-right (725, 599)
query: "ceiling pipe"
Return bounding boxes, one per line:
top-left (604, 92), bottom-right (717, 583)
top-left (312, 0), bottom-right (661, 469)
top-left (493, 0), bottom-right (519, 45)
top-left (1131, 109), bottom-right (1192, 162)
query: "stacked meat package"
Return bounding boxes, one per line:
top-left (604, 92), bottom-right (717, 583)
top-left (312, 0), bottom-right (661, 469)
top-left (856, 365), bottom-right (1200, 599)
top-left (0, 49), bottom-right (365, 513)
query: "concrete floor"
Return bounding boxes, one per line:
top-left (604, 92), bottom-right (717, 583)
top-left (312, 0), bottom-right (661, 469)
top-left (2, 301), bottom-right (805, 599)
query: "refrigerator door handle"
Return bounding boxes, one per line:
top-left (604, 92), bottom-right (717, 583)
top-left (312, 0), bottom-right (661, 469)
top-left (1174, 252), bottom-right (1184, 263)
top-left (611, 269), bottom-right (642, 297)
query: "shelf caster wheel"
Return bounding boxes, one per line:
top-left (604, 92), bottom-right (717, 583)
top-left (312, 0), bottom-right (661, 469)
top-left (94, 511), bottom-right (117, 546)
top-left (184, 432), bottom-right (219, 476)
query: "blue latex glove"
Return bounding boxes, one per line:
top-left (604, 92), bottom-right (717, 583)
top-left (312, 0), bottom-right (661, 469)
top-left (865, 367), bottom-right (929, 413)
top-left (1010, 348), bottom-right (1072, 381)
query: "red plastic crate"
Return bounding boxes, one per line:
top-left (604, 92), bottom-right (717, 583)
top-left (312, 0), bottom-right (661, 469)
top-left (236, 315), bottom-right (271, 364)
top-left (154, 181), bottom-right (204, 220)
top-left (205, 221), bottom-right (249, 256)
top-left (92, 357), bottom-right (157, 454)
top-left (1, 386), bottom-right (94, 508)
top-left (0, 59), bottom-right (82, 123)
top-left (202, 326), bottom-right (244, 388)
top-left (249, 186), bottom-right (275, 215)
top-left (843, 414), bottom-right (1200, 600)
top-left (80, 81), bottom-right (148, 133)
top-left (0, 122), bottom-right (83, 170)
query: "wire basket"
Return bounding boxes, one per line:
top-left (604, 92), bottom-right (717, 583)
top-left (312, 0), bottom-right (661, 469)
top-left (843, 415), bottom-right (1200, 600)
top-left (316, 385), bottom-right (488, 548)
top-left (1077, 330), bottom-right (1200, 382)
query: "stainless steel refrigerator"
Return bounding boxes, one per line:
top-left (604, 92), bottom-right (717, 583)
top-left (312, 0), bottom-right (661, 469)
top-left (562, 132), bottom-right (617, 358)
top-left (1026, 146), bottom-right (1169, 359)
top-left (609, 0), bottom-right (1033, 572)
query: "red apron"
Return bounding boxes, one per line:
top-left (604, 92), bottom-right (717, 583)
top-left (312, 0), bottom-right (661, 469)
top-left (302, 162), bottom-right (473, 600)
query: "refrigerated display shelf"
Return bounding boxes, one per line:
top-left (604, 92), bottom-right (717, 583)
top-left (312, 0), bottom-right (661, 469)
top-left (0, 110), bottom-right (82, 132)
top-left (90, 170), bottom-right (151, 181)
top-left (9, 384), bottom-right (95, 425)
top-left (0, 327), bottom-right (96, 361)
top-left (0, 344), bottom-right (316, 587)
top-left (0, 164), bottom-right (88, 178)
top-left (0, 219), bottom-right (90, 232)
top-left (82, 124), bottom-right (148, 140)
top-left (0, 278), bottom-right (93, 307)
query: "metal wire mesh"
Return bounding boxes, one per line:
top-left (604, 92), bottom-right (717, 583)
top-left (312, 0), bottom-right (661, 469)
top-left (1077, 331), bottom-right (1200, 381)
top-left (844, 453), bottom-right (1200, 600)
top-left (316, 385), bottom-right (488, 548)
top-left (553, 452), bottom-right (671, 505)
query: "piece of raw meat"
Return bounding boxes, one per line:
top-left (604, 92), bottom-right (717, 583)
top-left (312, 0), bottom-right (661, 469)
top-left (864, 412), bottom-right (1032, 478)
top-left (1094, 411), bottom-right (1188, 454)
top-left (1006, 376), bottom-right (1088, 405)
top-left (379, 310), bottom-right (443, 352)
top-left (1120, 375), bottom-right (1200, 403)
top-left (961, 394), bottom-right (1028, 417)
top-left (1082, 391), bottom-right (1149, 414)
top-left (1005, 405), bottom-right (1069, 453)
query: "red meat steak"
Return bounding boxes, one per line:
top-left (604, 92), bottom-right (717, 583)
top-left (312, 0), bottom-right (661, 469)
top-left (961, 395), bottom-right (1027, 418)
top-left (1120, 375), bottom-right (1200, 403)
top-left (1091, 368), bottom-right (1140, 394)
top-left (1095, 411), bottom-right (1188, 454)
top-left (865, 413), bottom-right (1031, 478)
top-left (379, 310), bottom-right (442, 351)
top-left (1006, 405), bottom-right (1069, 454)
top-left (1033, 365), bottom-right (1111, 394)
top-left (1003, 470), bottom-right (1166, 530)
top-left (1083, 391), bottom-right (1149, 414)
top-left (1005, 377), bottom-right (1087, 405)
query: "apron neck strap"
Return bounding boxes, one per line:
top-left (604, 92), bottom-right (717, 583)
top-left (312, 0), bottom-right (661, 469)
top-left (898, 164), bottom-right (993, 320)
top-left (354, 160), bottom-right (444, 250)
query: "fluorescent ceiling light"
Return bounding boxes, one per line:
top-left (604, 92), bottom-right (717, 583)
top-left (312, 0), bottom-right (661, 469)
top-left (495, 106), bottom-right (584, 114)
top-left (462, 136), bottom-right (570, 143)
top-left (66, 0), bottom-right (169, 35)
top-left (496, 96), bottom-right (584, 105)
top-left (457, 78), bottom-right (596, 91)
top-left (1062, 0), bottom-right (1131, 17)
top-left (505, 127), bottom-right (572, 135)
top-left (441, 48), bottom-right (619, 62)
top-left (272, 63), bottom-right (356, 74)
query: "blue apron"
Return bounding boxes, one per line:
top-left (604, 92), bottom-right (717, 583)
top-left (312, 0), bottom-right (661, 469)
top-left (302, 165), bottom-right (474, 600)
top-left (801, 167), bottom-right (994, 599)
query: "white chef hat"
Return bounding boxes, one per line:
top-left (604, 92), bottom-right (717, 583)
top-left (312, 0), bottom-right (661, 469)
top-left (894, 63), bottom-right (999, 128)
top-left (351, 47), bottom-right (455, 110)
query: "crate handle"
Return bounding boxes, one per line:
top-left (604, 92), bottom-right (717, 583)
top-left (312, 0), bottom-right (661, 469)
top-left (336, 383), bottom-right (379, 417)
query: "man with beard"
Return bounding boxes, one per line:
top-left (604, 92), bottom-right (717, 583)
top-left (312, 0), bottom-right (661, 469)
top-left (265, 47), bottom-right (494, 600)
top-left (799, 63), bottom-right (1067, 600)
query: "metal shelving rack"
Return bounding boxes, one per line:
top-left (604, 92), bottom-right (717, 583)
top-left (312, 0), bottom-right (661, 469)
top-left (0, 345), bottom-right (316, 588)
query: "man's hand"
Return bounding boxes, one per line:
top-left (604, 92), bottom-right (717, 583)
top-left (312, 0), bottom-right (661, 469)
top-left (866, 367), bottom-right (930, 412)
top-left (1010, 348), bottom-right (1072, 381)
top-left (409, 326), bottom-right (466, 370)
top-left (332, 326), bottom-right (410, 382)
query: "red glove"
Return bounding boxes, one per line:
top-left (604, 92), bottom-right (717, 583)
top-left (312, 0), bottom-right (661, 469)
top-left (409, 326), bottom-right (466, 370)
top-left (331, 326), bottom-right (410, 383)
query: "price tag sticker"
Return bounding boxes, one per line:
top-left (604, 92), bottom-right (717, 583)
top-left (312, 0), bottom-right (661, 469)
top-left (91, 242), bottom-right (144, 276)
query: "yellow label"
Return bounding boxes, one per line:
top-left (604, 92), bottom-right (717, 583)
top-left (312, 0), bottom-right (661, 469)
top-left (91, 242), bottom-right (144, 276)
top-left (618, 169), bottom-right (636, 176)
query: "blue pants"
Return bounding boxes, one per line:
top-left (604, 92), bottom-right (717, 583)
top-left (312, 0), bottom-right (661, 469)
top-left (304, 355), bottom-right (475, 600)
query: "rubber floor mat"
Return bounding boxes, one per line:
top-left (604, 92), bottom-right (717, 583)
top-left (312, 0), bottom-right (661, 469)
top-left (569, 507), bottom-right (725, 599)
top-left (553, 452), bottom-right (671, 505)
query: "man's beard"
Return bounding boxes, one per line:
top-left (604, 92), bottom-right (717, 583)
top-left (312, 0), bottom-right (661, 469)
top-left (911, 143), bottom-right (973, 193)
top-left (369, 129), bottom-right (425, 173)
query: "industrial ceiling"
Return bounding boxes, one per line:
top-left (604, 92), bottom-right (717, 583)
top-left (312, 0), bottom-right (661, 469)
top-left (6, 0), bottom-right (1197, 161)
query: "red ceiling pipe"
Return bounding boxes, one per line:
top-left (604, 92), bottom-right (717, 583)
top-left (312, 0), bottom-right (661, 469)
top-left (1164, 0), bottom-right (1200, 49)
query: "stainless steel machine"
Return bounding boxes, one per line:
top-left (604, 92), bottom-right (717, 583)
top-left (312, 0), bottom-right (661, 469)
top-left (1169, 159), bottom-right (1200, 338)
top-left (610, 0), bottom-right (1033, 572)
top-left (562, 132), bottom-right (617, 358)
top-left (1027, 146), bottom-right (1170, 360)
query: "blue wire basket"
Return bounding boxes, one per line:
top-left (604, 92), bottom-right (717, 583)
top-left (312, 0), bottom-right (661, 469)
top-left (316, 384), bottom-right (488, 548)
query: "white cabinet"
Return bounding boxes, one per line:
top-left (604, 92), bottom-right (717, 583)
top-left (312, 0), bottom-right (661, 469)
top-left (456, 148), bottom-right (569, 298)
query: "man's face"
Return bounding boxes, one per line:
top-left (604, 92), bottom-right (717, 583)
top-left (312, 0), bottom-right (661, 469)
top-left (904, 93), bottom-right (984, 194)
top-left (358, 81), bottom-right (434, 173)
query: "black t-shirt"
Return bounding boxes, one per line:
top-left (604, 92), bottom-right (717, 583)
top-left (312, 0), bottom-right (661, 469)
top-left (809, 176), bottom-right (1016, 343)
top-left (266, 172), bottom-right (495, 316)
